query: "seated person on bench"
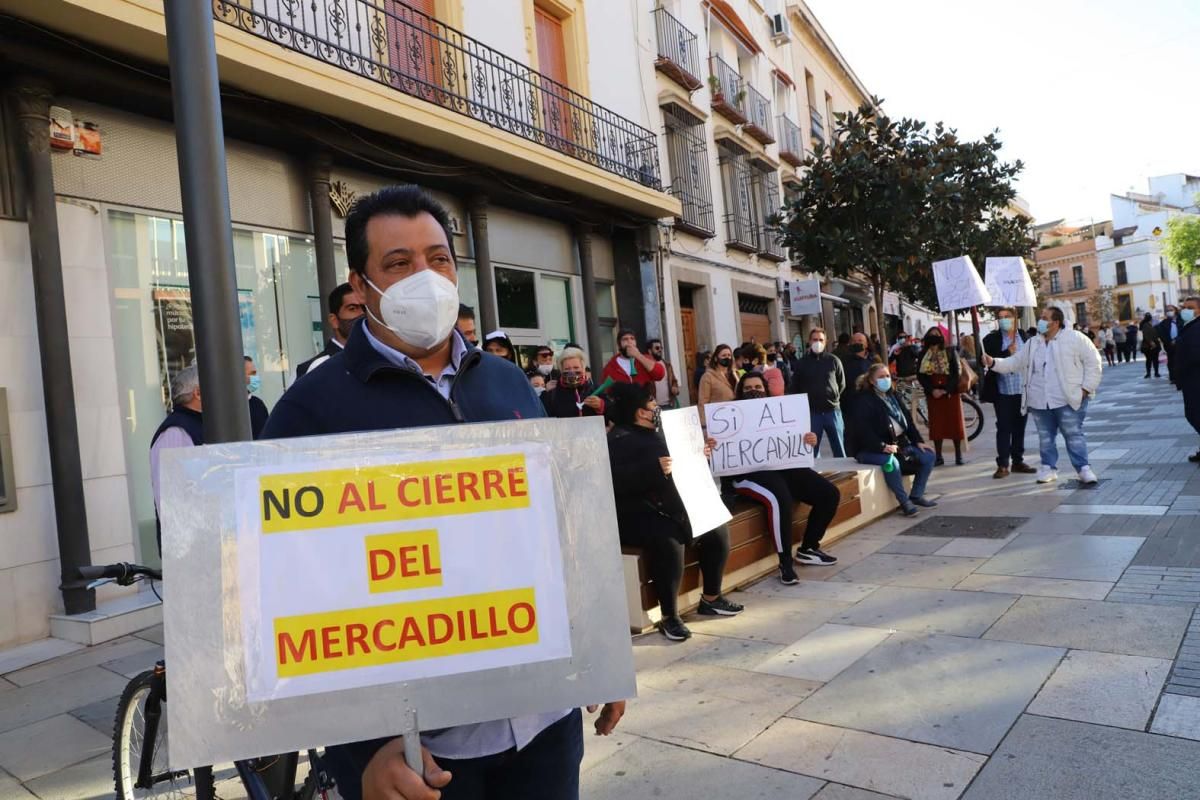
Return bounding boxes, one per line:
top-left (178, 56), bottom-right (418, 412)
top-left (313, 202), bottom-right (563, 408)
top-left (726, 372), bottom-right (841, 586)
top-left (606, 382), bottom-right (744, 642)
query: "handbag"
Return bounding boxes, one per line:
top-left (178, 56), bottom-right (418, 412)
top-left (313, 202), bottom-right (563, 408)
top-left (956, 355), bottom-right (977, 394)
top-left (894, 434), bottom-right (921, 476)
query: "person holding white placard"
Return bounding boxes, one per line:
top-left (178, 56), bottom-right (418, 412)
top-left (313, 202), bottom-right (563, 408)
top-left (728, 373), bottom-right (841, 582)
top-left (606, 383), bottom-right (744, 641)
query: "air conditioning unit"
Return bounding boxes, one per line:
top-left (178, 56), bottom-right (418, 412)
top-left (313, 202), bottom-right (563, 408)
top-left (770, 13), bottom-right (791, 43)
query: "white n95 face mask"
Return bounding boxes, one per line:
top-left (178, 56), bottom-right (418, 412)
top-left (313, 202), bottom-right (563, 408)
top-left (365, 270), bottom-right (460, 350)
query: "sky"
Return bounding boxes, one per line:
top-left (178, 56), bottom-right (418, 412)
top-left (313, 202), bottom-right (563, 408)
top-left (803, 0), bottom-right (1200, 225)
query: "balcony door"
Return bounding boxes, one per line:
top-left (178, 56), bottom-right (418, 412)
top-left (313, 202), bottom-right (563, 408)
top-left (385, 0), bottom-right (441, 100)
top-left (535, 7), bottom-right (575, 152)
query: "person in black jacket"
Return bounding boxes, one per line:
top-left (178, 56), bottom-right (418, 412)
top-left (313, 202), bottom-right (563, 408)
top-left (295, 282), bottom-right (365, 377)
top-left (541, 346), bottom-right (605, 419)
top-left (789, 327), bottom-right (847, 457)
top-left (980, 308), bottom-right (1037, 479)
top-left (851, 363), bottom-right (938, 516)
top-left (1176, 296), bottom-right (1200, 462)
top-left (1141, 313), bottom-right (1162, 377)
top-left (262, 185), bottom-right (623, 800)
top-left (243, 356), bottom-right (269, 439)
top-left (606, 382), bottom-right (743, 642)
top-left (1157, 305), bottom-right (1182, 384)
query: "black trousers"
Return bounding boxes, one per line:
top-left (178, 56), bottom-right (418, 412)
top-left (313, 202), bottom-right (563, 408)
top-left (993, 393), bottom-right (1028, 467)
top-left (1145, 346), bottom-right (1161, 376)
top-left (1166, 345), bottom-right (1177, 382)
top-left (732, 468), bottom-right (841, 553)
top-left (619, 519), bottom-right (730, 618)
top-left (1184, 386), bottom-right (1200, 439)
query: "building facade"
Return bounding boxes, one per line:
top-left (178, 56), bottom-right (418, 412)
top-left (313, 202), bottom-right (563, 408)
top-left (0, 0), bottom-right (681, 648)
top-left (645, 0), bottom-right (876, 400)
top-left (1035, 236), bottom-right (1103, 327)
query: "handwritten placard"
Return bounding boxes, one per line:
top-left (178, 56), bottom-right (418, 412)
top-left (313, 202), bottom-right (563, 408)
top-left (984, 256), bottom-right (1038, 308)
top-left (704, 395), bottom-right (814, 476)
top-left (660, 407), bottom-right (732, 537)
top-left (932, 256), bottom-right (991, 312)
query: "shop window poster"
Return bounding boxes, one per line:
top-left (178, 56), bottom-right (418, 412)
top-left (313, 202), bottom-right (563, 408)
top-left (153, 286), bottom-right (257, 408)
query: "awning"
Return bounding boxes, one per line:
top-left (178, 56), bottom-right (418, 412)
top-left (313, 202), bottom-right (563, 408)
top-left (704, 0), bottom-right (763, 55)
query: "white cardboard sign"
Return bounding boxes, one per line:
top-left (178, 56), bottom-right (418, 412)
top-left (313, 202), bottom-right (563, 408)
top-left (984, 256), bottom-right (1038, 308)
top-left (789, 278), bottom-right (823, 316)
top-left (661, 407), bottom-right (733, 537)
top-left (932, 255), bottom-right (992, 312)
top-left (704, 394), bottom-right (815, 476)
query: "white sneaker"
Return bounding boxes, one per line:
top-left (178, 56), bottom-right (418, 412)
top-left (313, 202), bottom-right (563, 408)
top-left (1078, 466), bottom-right (1099, 484)
top-left (1036, 466), bottom-right (1058, 483)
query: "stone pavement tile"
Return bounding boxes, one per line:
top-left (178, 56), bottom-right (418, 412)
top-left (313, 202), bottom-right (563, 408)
top-left (686, 596), bottom-right (849, 645)
top-left (99, 645), bottom-right (164, 680)
top-left (1027, 650), bottom-right (1172, 730)
top-left (631, 632), bottom-right (717, 673)
top-left (804, 536), bottom-right (894, 581)
top-left (828, 554), bottom-right (986, 590)
top-left (736, 718), bottom-right (985, 800)
top-left (0, 666), bottom-right (128, 735)
top-left (0, 639), bottom-right (83, 677)
top-left (679, 636), bottom-right (786, 672)
top-left (983, 596), bottom-right (1191, 658)
top-left (790, 632), bottom-right (1063, 754)
top-left (619, 682), bottom-right (796, 756)
top-left (0, 714), bottom-right (109, 782)
top-left (953, 574), bottom-right (1114, 600)
top-left (961, 714), bottom-right (1200, 800)
top-left (0, 769), bottom-right (36, 799)
top-left (578, 719), bottom-right (638, 774)
top-left (876, 536), bottom-right (947, 555)
top-left (639, 661), bottom-right (821, 706)
top-left (134, 624), bottom-right (164, 645)
top-left (69, 696), bottom-right (119, 736)
top-left (22, 755), bottom-right (111, 800)
top-left (584, 736), bottom-right (822, 800)
top-left (1053, 503), bottom-right (1167, 516)
top-left (740, 577), bottom-right (881, 603)
top-left (812, 785), bottom-right (900, 800)
top-left (4, 638), bottom-right (157, 687)
top-left (975, 534), bottom-right (1143, 582)
top-left (933, 534), bottom-right (1017, 558)
top-left (753, 624), bottom-right (892, 682)
top-left (831, 586), bottom-right (1017, 637)
top-left (926, 494), bottom-right (1064, 516)
top-left (1150, 693), bottom-right (1200, 740)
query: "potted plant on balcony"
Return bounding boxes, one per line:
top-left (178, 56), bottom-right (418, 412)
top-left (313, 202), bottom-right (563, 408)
top-left (734, 88), bottom-right (747, 106)
top-left (707, 74), bottom-right (722, 100)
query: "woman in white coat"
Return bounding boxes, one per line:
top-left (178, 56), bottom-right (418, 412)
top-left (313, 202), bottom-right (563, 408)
top-left (982, 306), bottom-right (1103, 485)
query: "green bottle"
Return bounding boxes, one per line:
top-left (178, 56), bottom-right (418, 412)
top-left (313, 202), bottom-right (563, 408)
top-left (882, 454), bottom-right (897, 473)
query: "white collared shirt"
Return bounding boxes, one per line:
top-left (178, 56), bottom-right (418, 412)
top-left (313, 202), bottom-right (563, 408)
top-left (363, 326), bottom-right (467, 400)
top-left (1026, 335), bottom-right (1069, 410)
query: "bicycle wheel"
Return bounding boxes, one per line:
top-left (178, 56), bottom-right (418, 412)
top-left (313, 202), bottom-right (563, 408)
top-left (114, 669), bottom-right (214, 800)
top-left (963, 396), bottom-right (985, 442)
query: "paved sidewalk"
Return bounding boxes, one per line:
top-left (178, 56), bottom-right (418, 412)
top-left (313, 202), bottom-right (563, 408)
top-left (2, 360), bottom-right (1198, 799)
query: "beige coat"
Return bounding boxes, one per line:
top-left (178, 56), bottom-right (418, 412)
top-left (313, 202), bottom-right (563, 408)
top-left (697, 367), bottom-right (737, 427)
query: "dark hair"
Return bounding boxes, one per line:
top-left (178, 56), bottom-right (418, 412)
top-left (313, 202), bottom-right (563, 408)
top-left (646, 338), bottom-right (663, 348)
top-left (1045, 306), bottom-right (1065, 325)
top-left (924, 327), bottom-right (944, 347)
top-left (735, 371), bottom-right (767, 398)
top-left (457, 303), bottom-right (475, 320)
top-left (837, 333), bottom-right (851, 345)
top-left (617, 329), bottom-right (637, 345)
top-left (344, 185), bottom-right (456, 275)
top-left (329, 282), bottom-right (356, 316)
top-left (995, 306), bottom-right (1017, 318)
top-left (243, 355), bottom-right (253, 363)
top-left (608, 382), bottom-right (653, 427)
top-left (709, 344), bottom-right (733, 368)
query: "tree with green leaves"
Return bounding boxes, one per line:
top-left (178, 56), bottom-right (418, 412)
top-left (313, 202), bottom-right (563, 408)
top-left (1162, 214), bottom-right (1200, 280)
top-left (775, 100), bottom-right (1033, 351)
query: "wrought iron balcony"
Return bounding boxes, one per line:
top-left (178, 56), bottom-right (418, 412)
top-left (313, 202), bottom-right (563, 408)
top-left (653, 7), bottom-right (702, 92)
top-left (810, 106), bottom-right (826, 149)
top-left (663, 104), bottom-right (716, 238)
top-left (1072, 278), bottom-right (1087, 291)
top-left (778, 114), bottom-right (803, 167)
top-left (213, 0), bottom-right (663, 190)
top-left (743, 83), bottom-right (774, 145)
top-left (708, 54), bottom-right (747, 126)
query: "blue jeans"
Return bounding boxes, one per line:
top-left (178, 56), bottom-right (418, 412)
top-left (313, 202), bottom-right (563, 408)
top-left (857, 447), bottom-right (935, 506)
top-left (812, 409), bottom-right (846, 457)
top-left (1027, 400), bottom-right (1090, 471)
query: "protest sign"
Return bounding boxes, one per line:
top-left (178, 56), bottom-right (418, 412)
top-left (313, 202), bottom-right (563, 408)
top-left (661, 407), bottom-right (732, 536)
top-left (984, 256), bottom-right (1038, 307)
top-left (160, 418), bottom-right (634, 768)
top-left (932, 255), bottom-right (991, 312)
top-left (704, 394), bottom-right (814, 476)
top-left (788, 278), bottom-right (822, 316)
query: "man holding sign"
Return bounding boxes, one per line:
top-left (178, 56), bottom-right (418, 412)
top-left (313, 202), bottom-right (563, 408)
top-left (263, 186), bottom-right (624, 800)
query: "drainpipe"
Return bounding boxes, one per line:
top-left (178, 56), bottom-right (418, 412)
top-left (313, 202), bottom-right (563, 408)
top-left (10, 76), bottom-right (95, 614)
top-left (576, 223), bottom-right (604, 376)
top-left (468, 195), bottom-right (499, 335)
top-left (308, 153), bottom-right (338, 342)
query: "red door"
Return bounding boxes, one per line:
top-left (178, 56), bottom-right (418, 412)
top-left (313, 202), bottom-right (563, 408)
top-left (385, 0), bottom-right (440, 99)
top-left (534, 8), bottom-right (574, 151)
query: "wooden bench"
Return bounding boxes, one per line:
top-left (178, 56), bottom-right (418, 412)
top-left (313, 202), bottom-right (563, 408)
top-left (621, 471), bottom-right (863, 629)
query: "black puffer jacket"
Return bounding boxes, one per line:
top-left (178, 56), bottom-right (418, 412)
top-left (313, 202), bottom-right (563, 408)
top-left (607, 423), bottom-right (689, 543)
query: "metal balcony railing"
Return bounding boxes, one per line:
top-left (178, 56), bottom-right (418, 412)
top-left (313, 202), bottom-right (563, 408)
top-left (810, 106), bottom-right (826, 148)
top-left (778, 114), bottom-right (803, 166)
top-left (213, 0), bottom-right (662, 190)
top-left (743, 83), bottom-right (774, 144)
top-left (1072, 279), bottom-right (1087, 291)
top-left (708, 53), bottom-right (747, 125)
top-left (652, 6), bottom-right (702, 91)
top-left (663, 104), bottom-right (715, 237)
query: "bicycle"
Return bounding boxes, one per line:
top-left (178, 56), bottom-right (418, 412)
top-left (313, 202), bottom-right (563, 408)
top-left (894, 377), bottom-right (985, 442)
top-left (80, 563), bottom-right (335, 800)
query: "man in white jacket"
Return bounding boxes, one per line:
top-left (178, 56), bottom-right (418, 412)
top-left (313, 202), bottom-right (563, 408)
top-left (983, 306), bottom-right (1103, 485)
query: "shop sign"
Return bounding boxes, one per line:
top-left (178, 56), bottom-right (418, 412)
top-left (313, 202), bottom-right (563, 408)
top-left (788, 278), bottom-right (822, 316)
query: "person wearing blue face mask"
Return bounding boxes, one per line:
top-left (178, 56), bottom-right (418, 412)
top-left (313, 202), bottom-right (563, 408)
top-left (1175, 296), bottom-right (1200, 463)
top-left (980, 308), bottom-right (1037, 479)
top-left (983, 306), bottom-right (1104, 485)
top-left (243, 355), bottom-right (269, 439)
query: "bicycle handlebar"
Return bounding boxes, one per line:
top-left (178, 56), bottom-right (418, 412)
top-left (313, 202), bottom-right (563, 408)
top-left (78, 562), bottom-right (162, 583)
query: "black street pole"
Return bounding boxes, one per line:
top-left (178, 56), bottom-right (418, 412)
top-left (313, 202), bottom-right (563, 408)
top-left (163, 0), bottom-right (250, 444)
top-left (308, 153), bottom-right (338, 343)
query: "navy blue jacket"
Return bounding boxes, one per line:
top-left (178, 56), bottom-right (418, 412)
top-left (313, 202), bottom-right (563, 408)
top-left (263, 323), bottom-right (544, 440)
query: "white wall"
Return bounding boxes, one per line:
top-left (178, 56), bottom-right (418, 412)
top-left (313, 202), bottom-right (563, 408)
top-left (585, 0), bottom-right (653, 129)
top-left (0, 209), bottom-right (137, 650)
top-left (462, 0), bottom-right (529, 68)
top-left (1148, 174), bottom-right (1200, 210)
